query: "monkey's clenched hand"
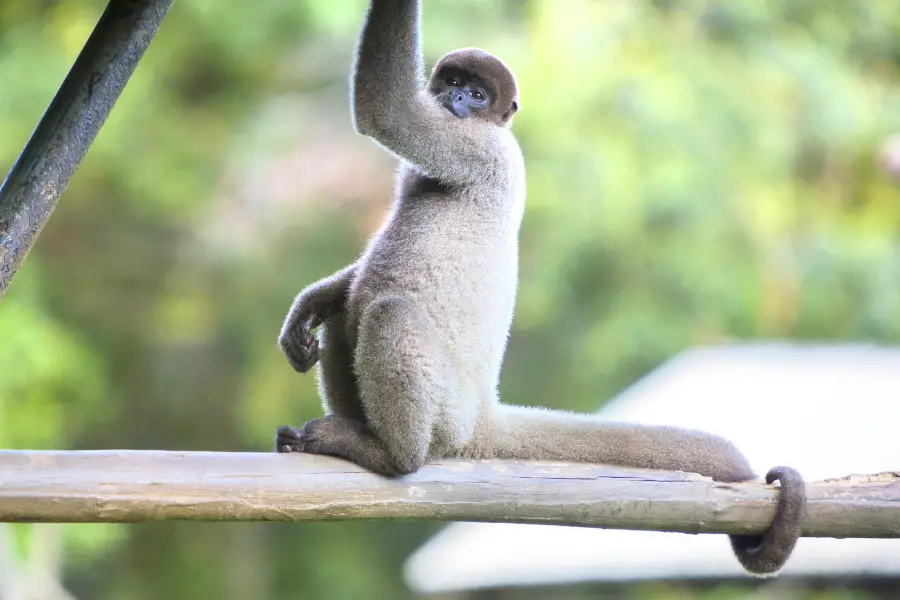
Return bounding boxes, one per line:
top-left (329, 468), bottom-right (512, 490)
top-left (278, 263), bottom-right (358, 373)
top-left (278, 311), bottom-right (321, 373)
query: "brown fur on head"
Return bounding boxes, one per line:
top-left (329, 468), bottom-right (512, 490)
top-left (428, 48), bottom-right (519, 127)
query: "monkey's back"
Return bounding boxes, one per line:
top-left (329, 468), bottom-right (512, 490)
top-left (346, 162), bottom-right (525, 400)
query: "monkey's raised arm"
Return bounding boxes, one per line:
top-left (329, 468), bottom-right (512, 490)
top-left (351, 0), bottom-right (511, 186)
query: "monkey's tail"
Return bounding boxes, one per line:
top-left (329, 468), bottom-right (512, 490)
top-left (729, 466), bottom-right (806, 576)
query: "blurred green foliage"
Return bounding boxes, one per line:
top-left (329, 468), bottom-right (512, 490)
top-left (1, 0), bottom-right (898, 598)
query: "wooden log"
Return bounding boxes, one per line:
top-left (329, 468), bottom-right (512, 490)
top-left (0, 450), bottom-right (897, 538)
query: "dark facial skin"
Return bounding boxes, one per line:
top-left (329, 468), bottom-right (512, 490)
top-left (434, 69), bottom-right (492, 118)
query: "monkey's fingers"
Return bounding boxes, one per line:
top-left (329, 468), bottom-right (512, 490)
top-left (288, 320), bottom-right (313, 346)
top-left (278, 324), bottom-right (311, 362)
top-left (284, 332), bottom-right (320, 373)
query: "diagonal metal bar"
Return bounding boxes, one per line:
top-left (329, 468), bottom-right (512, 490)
top-left (0, 0), bottom-right (175, 300)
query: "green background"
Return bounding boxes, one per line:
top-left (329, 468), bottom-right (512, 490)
top-left (1, 0), bottom-right (898, 598)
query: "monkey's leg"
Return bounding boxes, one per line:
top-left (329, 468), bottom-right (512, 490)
top-left (352, 295), bottom-right (451, 476)
top-left (484, 405), bottom-right (805, 575)
top-left (275, 312), bottom-right (371, 456)
top-left (279, 296), bottom-right (448, 477)
top-left (275, 415), bottom-right (403, 475)
top-left (316, 312), bottom-right (365, 422)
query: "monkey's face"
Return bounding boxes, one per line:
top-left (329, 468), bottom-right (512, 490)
top-left (432, 68), bottom-right (493, 119)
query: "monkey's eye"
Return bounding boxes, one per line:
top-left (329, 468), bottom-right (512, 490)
top-left (470, 90), bottom-right (486, 102)
top-left (444, 75), bottom-right (461, 87)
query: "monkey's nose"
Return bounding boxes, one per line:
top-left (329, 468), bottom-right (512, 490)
top-left (455, 93), bottom-right (464, 102)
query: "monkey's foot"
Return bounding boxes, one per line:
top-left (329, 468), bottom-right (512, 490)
top-left (275, 417), bottom-right (409, 476)
top-left (274, 424), bottom-right (305, 453)
top-left (274, 418), bottom-right (334, 454)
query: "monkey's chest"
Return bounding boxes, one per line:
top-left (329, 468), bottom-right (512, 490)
top-left (352, 210), bottom-right (518, 357)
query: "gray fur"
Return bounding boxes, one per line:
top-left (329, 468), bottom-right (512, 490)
top-left (276, 0), bottom-right (804, 577)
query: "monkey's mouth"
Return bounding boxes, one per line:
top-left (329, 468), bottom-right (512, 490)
top-left (441, 94), bottom-right (469, 119)
top-left (442, 103), bottom-right (465, 118)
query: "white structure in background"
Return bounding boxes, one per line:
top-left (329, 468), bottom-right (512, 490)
top-left (0, 524), bottom-right (78, 600)
top-left (404, 343), bottom-right (900, 595)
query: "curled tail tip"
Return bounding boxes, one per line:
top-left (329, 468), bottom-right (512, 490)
top-left (765, 465), bottom-right (805, 487)
top-left (731, 464), bottom-right (807, 576)
top-left (766, 465), bottom-right (807, 519)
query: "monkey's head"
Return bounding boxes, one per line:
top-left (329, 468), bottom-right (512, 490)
top-left (428, 48), bottom-right (519, 127)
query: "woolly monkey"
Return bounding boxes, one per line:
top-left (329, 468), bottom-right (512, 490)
top-left (276, 0), bottom-right (805, 576)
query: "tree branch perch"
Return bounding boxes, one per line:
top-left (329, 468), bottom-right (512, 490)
top-left (0, 450), bottom-right (897, 538)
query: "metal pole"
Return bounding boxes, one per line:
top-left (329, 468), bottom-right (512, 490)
top-left (0, 0), bottom-right (175, 300)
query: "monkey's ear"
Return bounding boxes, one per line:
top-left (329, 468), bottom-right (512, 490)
top-left (501, 101), bottom-right (519, 124)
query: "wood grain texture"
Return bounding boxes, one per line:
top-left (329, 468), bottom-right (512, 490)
top-left (0, 450), bottom-right (897, 537)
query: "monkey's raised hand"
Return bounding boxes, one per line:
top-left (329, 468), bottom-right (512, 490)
top-left (278, 312), bottom-right (321, 373)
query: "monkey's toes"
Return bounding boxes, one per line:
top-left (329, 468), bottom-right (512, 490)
top-left (274, 425), bottom-right (304, 453)
top-left (289, 418), bottom-right (332, 456)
